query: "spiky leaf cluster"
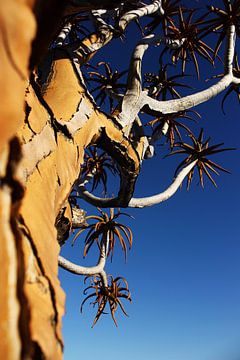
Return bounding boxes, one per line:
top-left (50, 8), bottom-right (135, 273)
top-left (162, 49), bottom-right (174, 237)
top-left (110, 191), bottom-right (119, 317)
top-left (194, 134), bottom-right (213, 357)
top-left (147, 110), bottom-right (197, 149)
top-left (81, 275), bottom-right (131, 327)
top-left (144, 64), bottom-right (191, 100)
top-left (203, 0), bottom-right (240, 57)
top-left (73, 208), bottom-right (133, 261)
top-left (160, 8), bottom-right (214, 78)
top-left (87, 62), bottom-right (127, 109)
top-left (145, 0), bottom-right (181, 35)
top-left (81, 146), bottom-right (119, 194)
top-left (169, 129), bottom-right (234, 189)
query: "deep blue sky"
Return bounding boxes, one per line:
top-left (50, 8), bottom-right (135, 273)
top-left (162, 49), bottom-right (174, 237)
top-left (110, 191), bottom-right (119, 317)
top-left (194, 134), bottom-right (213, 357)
top-left (59, 1), bottom-right (240, 359)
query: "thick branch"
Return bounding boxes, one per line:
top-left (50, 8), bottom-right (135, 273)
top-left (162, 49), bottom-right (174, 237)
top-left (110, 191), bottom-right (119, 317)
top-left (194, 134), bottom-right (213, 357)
top-left (116, 36), bottom-right (185, 127)
top-left (118, 0), bottom-right (164, 32)
top-left (225, 24), bottom-right (236, 75)
top-left (34, 30), bottom-right (142, 208)
top-left (66, 1), bottom-right (164, 63)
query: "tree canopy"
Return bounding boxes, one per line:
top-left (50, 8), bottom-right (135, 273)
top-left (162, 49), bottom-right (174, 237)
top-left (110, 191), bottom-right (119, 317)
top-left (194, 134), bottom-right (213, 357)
top-left (56, 0), bottom-right (238, 326)
top-left (0, 1), bottom-right (239, 359)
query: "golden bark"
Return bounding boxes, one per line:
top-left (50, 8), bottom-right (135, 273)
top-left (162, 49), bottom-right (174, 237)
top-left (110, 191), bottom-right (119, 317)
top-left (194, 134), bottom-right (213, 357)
top-left (0, 2), bottom-right (141, 359)
top-left (0, 1), bottom-right (36, 358)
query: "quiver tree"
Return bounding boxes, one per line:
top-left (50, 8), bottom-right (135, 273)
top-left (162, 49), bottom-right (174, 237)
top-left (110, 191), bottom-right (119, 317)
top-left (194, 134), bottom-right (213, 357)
top-left (0, 0), bottom-right (239, 359)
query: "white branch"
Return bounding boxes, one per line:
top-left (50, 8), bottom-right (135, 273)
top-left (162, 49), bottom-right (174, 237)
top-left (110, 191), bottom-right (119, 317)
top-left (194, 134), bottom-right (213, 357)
top-left (58, 253), bottom-right (105, 276)
top-left (142, 25), bottom-right (237, 115)
top-left (142, 74), bottom-right (233, 114)
top-left (113, 23), bottom-right (237, 128)
top-left (117, 35), bottom-right (155, 126)
top-left (91, 8), bottom-right (115, 35)
top-left (128, 160), bottom-right (197, 208)
top-left (58, 232), bottom-right (109, 287)
top-left (55, 22), bottom-right (72, 47)
top-left (116, 35), bottom-right (185, 127)
top-left (118, 0), bottom-right (164, 32)
top-left (78, 161), bottom-right (197, 208)
top-left (225, 24), bottom-right (236, 75)
top-left (232, 77), bottom-right (240, 85)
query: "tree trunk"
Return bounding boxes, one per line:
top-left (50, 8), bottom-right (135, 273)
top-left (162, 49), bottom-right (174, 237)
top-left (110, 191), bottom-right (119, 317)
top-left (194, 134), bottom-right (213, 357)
top-left (0, 2), bottom-right (140, 359)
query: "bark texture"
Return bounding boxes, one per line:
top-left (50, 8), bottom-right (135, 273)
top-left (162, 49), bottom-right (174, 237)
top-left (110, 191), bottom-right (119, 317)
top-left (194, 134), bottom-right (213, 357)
top-left (0, 1), bottom-right (140, 359)
top-left (0, 1), bottom-right (36, 359)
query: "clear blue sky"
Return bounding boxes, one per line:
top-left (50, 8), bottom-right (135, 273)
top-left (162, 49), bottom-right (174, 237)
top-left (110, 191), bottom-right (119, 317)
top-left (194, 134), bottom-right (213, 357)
top-left (59, 1), bottom-right (240, 359)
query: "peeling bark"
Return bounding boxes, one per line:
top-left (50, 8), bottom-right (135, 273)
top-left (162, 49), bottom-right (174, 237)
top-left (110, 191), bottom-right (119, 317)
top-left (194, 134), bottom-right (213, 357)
top-left (0, 3), bottom-right (142, 355)
top-left (0, 1), bottom-right (237, 359)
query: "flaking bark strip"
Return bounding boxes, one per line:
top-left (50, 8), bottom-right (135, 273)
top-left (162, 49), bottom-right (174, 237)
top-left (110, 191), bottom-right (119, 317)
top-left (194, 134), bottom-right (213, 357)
top-left (21, 125), bottom-right (56, 180)
top-left (18, 216), bottom-right (63, 351)
top-left (56, 97), bottom-right (93, 135)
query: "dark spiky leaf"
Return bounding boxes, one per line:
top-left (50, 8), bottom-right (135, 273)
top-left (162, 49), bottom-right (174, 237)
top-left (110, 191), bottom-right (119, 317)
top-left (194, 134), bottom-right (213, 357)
top-left (147, 110), bottom-right (198, 149)
top-left (144, 64), bottom-right (192, 100)
top-left (145, 0), bottom-right (181, 35)
top-left (160, 8), bottom-right (215, 78)
top-left (202, 0), bottom-right (240, 57)
top-left (169, 129), bottom-right (235, 189)
top-left (87, 62), bottom-right (127, 110)
top-left (81, 146), bottom-right (119, 194)
top-left (81, 275), bottom-right (132, 327)
top-left (73, 208), bottom-right (133, 261)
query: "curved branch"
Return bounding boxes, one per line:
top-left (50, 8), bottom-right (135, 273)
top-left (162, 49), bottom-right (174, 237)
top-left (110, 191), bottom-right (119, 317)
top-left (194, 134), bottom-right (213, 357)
top-left (77, 165), bottom-right (132, 208)
top-left (118, 0), bottom-right (164, 32)
top-left (78, 189), bottom-right (118, 208)
top-left (58, 232), bottom-right (109, 287)
top-left (128, 161), bottom-right (197, 208)
top-left (66, 2), bottom-right (165, 66)
top-left (141, 25), bottom-right (237, 115)
top-left (91, 8), bottom-right (116, 37)
top-left (67, 1), bottom-right (164, 62)
top-left (58, 254), bottom-right (105, 276)
top-left (78, 160), bottom-right (197, 208)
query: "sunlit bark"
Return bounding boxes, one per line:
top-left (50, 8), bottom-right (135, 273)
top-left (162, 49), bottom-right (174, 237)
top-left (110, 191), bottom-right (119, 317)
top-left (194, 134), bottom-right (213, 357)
top-left (0, 1), bottom-right (238, 359)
